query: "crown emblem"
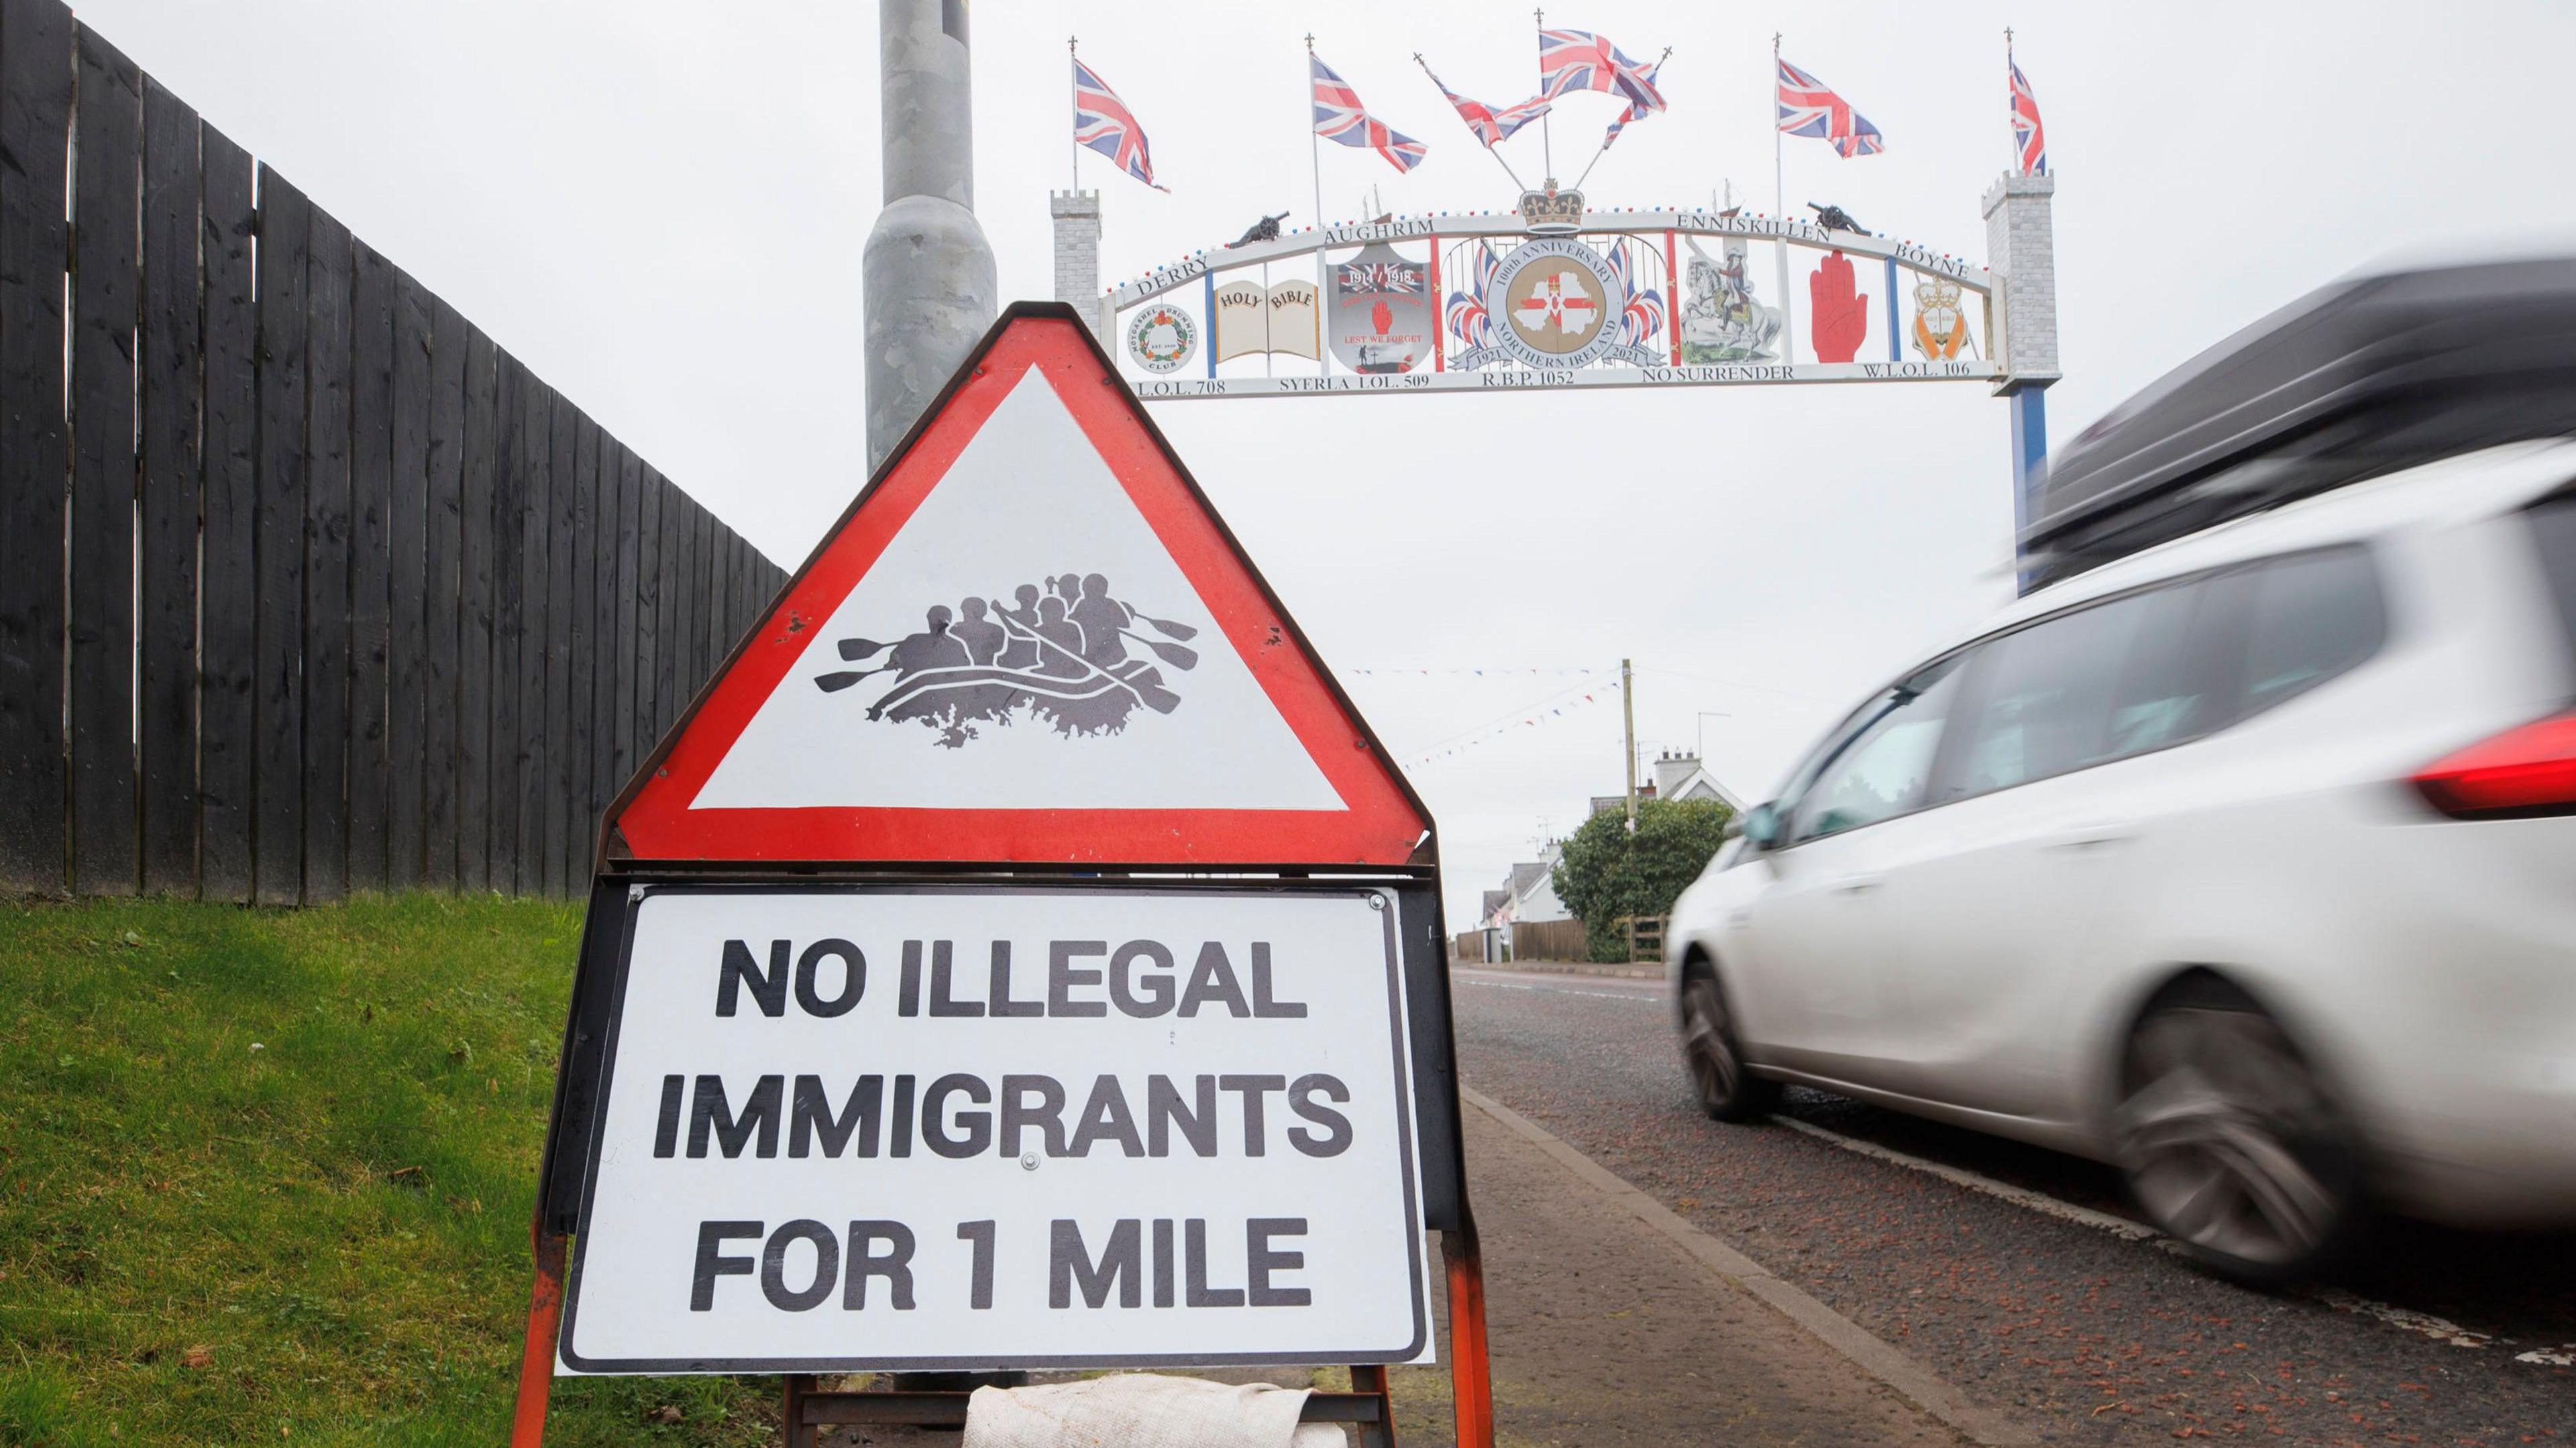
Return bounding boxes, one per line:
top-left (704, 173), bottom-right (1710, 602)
top-left (1517, 182), bottom-right (1585, 235)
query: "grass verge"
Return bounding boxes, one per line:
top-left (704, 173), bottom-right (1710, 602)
top-left (0, 894), bottom-right (774, 1447)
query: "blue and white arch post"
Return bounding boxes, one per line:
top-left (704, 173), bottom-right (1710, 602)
top-left (1983, 170), bottom-right (2060, 592)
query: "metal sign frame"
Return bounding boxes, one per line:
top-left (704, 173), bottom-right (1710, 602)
top-left (545, 877), bottom-right (1450, 1371)
top-left (511, 302), bottom-right (1493, 1447)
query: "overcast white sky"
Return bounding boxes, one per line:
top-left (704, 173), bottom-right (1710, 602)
top-left (77, 0), bottom-right (2576, 924)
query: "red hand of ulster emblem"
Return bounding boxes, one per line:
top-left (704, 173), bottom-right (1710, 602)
top-left (1808, 251), bottom-right (1870, 364)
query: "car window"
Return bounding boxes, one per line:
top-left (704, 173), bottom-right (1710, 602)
top-left (1771, 691), bottom-right (1901, 820)
top-left (1929, 545), bottom-right (2387, 808)
top-left (1787, 658), bottom-right (1966, 843)
top-left (2526, 492), bottom-right (2576, 664)
top-left (2101, 577), bottom-right (2232, 759)
top-left (1943, 590), bottom-right (2151, 799)
top-left (2233, 545), bottom-right (2385, 719)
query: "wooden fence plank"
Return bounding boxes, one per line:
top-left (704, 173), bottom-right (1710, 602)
top-left (455, 330), bottom-right (496, 891)
top-left (486, 353), bottom-right (522, 894)
top-left (726, 530), bottom-right (742, 661)
top-left (299, 205), bottom-right (353, 903)
top-left (690, 500), bottom-right (710, 706)
top-left (588, 432), bottom-right (622, 862)
top-left (67, 25), bottom-right (142, 896)
top-left (421, 296), bottom-right (464, 889)
top-left (512, 368), bottom-right (549, 894)
top-left (634, 460), bottom-right (663, 757)
top-left (343, 239), bottom-right (394, 891)
top-left (716, 533), bottom-right (735, 657)
top-left (651, 484), bottom-right (677, 741)
top-left (616, 443), bottom-right (647, 794)
top-left (712, 529), bottom-right (733, 665)
top-left (570, 412), bottom-right (602, 883)
top-left (666, 498), bottom-right (691, 728)
top-left (0, 0), bottom-right (74, 896)
top-left (137, 75), bottom-right (199, 896)
top-left (690, 502), bottom-right (712, 698)
top-left (541, 391), bottom-right (576, 895)
top-left (698, 506), bottom-right (718, 692)
top-left (250, 167), bottom-right (307, 904)
top-left (196, 122), bottom-right (256, 901)
top-left (386, 267), bottom-right (431, 887)
top-left (679, 490), bottom-right (702, 736)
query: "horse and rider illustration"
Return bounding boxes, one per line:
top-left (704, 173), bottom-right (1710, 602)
top-left (814, 572), bottom-right (1201, 746)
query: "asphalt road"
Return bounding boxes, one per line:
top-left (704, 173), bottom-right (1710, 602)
top-left (1450, 966), bottom-right (2576, 1444)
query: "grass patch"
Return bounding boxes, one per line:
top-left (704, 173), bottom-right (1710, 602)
top-left (0, 895), bottom-right (773, 1447)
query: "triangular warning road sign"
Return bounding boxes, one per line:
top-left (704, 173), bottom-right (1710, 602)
top-left (612, 303), bottom-right (1433, 867)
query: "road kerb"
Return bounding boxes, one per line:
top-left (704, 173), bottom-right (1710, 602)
top-left (1460, 1084), bottom-right (2041, 1448)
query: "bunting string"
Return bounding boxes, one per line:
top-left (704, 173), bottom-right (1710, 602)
top-left (1395, 677), bottom-right (1620, 769)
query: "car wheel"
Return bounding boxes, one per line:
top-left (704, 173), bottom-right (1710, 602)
top-left (1680, 970), bottom-right (1779, 1122)
top-left (2112, 980), bottom-right (2361, 1284)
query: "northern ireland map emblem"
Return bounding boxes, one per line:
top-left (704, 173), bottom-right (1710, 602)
top-left (816, 572), bottom-right (1199, 747)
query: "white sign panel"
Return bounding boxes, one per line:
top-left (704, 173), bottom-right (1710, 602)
top-left (560, 884), bottom-right (1431, 1372)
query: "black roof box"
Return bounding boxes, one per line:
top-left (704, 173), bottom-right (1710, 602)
top-left (2025, 256), bottom-right (2576, 589)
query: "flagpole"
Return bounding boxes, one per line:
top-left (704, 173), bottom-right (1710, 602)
top-left (2004, 27), bottom-right (2020, 170)
top-left (1067, 36), bottom-right (1080, 192)
top-left (1415, 52), bottom-right (1528, 192)
top-left (1305, 34), bottom-right (1326, 233)
top-left (1570, 44), bottom-right (1667, 191)
top-left (1772, 32), bottom-right (1795, 365)
top-left (1306, 34), bottom-right (1328, 375)
top-left (1534, 7), bottom-right (1554, 182)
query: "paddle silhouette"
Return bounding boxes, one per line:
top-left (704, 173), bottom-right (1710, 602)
top-left (816, 573), bottom-right (1198, 747)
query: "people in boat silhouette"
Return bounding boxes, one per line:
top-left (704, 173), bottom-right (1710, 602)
top-left (888, 606), bottom-right (968, 674)
top-left (816, 571), bottom-right (1199, 748)
top-left (951, 596), bottom-right (1005, 666)
top-left (1070, 573), bottom-right (1132, 667)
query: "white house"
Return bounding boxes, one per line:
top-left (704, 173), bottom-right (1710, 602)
top-left (1649, 750), bottom-right (1744, 812)
top-left (1587, 753), bottom-right (1743, 818)
top-left (1506, 849), bottom-right (1570, 924)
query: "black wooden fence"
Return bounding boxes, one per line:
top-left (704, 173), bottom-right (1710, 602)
top-left (0, 0), bottom-right (787, 903)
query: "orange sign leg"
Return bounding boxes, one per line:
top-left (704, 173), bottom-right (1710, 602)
top-left (1444, 1224), bottom-right (1495, 1448)
top-left (509, 1231), bottom-right (568, 1448)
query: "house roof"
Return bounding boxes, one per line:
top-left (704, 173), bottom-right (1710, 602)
top-left (1661, 768), bottom-right (1744, 812)
top-left (1480, 889), bottom-right (1512, 920)
top-left (1507, 861), bottom-right (1550, 898)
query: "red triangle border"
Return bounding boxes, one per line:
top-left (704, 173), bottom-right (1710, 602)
top-left (610, 306), bottom-right (1434, 869)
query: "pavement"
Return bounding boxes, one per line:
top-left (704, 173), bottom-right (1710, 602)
top-left (1371, 1096), bottom-right (1992, 1446)
top-left (1449, 965), bottom-right (2576, 1445)
top-left (1450, 958), bottom-right (1663, 982)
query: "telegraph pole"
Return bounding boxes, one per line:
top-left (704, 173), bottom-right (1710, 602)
top-left (1621, 657), bottom-right (1638, 831)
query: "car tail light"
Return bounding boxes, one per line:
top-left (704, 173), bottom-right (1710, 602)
top-left (2411, 711), bottom-right (2576, 819)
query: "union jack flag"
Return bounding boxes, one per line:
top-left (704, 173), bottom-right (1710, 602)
top-left (1538, 29), bottom-right (1664, 113)
top-left (1445, 241), bottom-right (1501, 348)
top-left (1776, 58), bottom-right (1883, 158)
top-left (2009, 56), bottom-right (2047, 174)
top-left (1602, 243), bottom-right (1666, 348)
top-left (1073, 58), bottom-right (1166, 190)
top-left (1313, 56), bottom-right (1428, 174)
top-left (1425, 66), bottom-right (1549, 148)
top-left (1599, 60), bottom-right (1662, 150)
